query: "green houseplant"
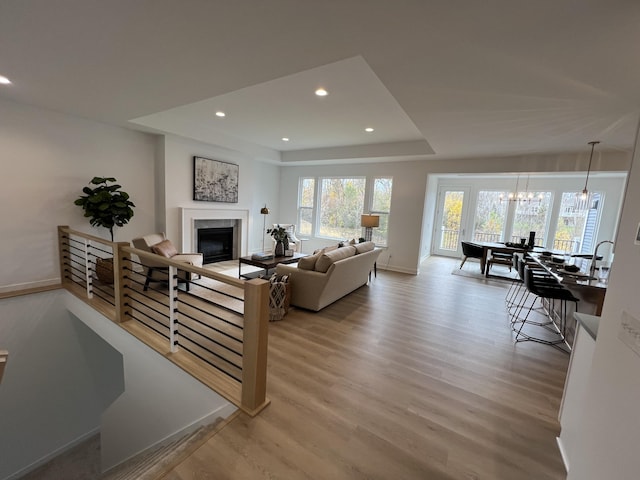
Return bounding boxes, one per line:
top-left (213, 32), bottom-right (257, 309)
top-left (267, 226), bottom-right (289, 256)
top-left (74, 177), bottom-right (135, 282)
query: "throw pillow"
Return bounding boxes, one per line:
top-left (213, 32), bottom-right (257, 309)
top-left (152, 239), bottom-right (178, 258)
top-left (298, 251), bottom-right (321, 270)
top-left (315, 245), bottom-right (356, 273)
top-left (354, 241), bottom-right (375, 254)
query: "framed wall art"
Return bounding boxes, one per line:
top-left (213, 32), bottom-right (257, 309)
top-left (193, 156), bottom-right (239, 203)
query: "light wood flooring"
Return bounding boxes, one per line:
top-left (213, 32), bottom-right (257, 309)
top-left (164, 256), bottom-right (569, 480)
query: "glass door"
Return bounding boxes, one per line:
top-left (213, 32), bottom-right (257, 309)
top-left (433, 186), bottom-right (471, 257)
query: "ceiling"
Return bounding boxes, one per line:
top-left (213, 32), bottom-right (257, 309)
top-left (2, 0), bottom-right (639, 165)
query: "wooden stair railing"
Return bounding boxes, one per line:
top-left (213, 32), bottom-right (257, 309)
top-left (57, 226), bottom-right (270, 416)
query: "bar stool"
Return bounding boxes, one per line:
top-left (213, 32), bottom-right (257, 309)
top-left (513, 265), bottom-right (578, 351)
top-left (507, 254), bottom-right (556, 325)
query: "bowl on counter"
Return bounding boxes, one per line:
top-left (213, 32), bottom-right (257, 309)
top-left (551, 256), bottom-right (565, 264)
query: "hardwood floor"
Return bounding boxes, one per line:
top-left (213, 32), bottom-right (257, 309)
top-left (164, 256), bottom-right (569, 480)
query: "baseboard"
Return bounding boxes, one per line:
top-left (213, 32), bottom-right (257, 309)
top-left (556, 436), bottom-right (570, 473)
top-left (377, 264), bottom-right (418, 275)
top-left (4, 426), bottom-right (100, 480)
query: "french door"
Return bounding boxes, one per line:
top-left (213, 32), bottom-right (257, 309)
top-left (433, 186), bottom-right (471, 257)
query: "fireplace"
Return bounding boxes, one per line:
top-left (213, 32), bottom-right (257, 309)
top-left (197, 227), bottom-right (234, 264)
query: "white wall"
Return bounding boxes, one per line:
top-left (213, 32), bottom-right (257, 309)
top-left (64, 294), bottom-right (235, 472)
top-left (279, 151), bottom-right (630, 274)
top-left (565, 125), bottom-right (640, 479)
top-left (0, 290), bottom-right (122, 480)
top-left (161, 134), bottom-right (280, 255)
top-left (0, 98), bottom-right (156, 292)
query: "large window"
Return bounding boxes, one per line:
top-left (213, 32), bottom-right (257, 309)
top-left (473, 191), bottom-right (508, 242)
top-left (298, 178), bottom-right (315, 236)
top-left (554, 192), bottom-right (602, 253)
top-left (369, 177), bottom-right (393, 246)
top-left (298, 176), bottom-right (392, 244)
top-left (319, 177), bottom-right (366, 239)
top-left (511, 192), bottom-right (552, 245)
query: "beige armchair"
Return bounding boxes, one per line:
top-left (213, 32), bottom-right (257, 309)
top-left (271, 223), bottom-right (302, 253)
top-left (131, 233), bottom-right (203, 291)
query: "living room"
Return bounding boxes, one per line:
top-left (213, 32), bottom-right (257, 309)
top-left (2, 2), bottom-right (640, 479)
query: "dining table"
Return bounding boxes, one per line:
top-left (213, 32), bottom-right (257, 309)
top-left (468, 241), bottom-right (535, 275)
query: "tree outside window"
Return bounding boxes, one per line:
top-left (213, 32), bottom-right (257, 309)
top-left (511, 192), bottom-right (552, 245)
top-left (319, 177), bottom-right (366, 239)
top-left (553, 192), bottom-right (601, 253)
top-left (473, 191), bottom-right (508, 242)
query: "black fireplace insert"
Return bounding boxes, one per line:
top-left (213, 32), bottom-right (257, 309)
top-left (197, 227), bottom-right (233, 264)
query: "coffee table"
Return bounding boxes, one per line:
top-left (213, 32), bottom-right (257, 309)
top-left (239, 252), bottom-right (308, 279)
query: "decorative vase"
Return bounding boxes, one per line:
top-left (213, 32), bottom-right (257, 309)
top-left (283, 236), bottom-right (289, 252)
top-left (275, 240), bottom-right (285, 257)
top-left (96, 257), bottom-right (114, 284)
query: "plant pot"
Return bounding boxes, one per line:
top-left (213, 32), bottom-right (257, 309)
top-left (96, 257), bottom-right (114, 284)
top-left (275, 240), bottom-right (285, 257)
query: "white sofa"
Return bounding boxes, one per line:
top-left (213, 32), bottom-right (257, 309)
top-left (275, 241), bottom-right (381, 311)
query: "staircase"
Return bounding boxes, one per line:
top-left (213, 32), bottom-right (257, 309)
top-left (20, 419), bottom-right (224, 480)
top-left (103, 419), bottom-right (223, 480)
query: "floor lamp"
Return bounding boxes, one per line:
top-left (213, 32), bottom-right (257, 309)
top-left (260, 205), bottom-right (270, 252)
top-left (361, 214), bottom-right (380, 242)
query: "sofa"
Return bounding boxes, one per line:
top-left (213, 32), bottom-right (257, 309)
top-left (275, 241), bottom-right (381, 311)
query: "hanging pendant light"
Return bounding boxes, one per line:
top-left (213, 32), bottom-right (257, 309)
top-left (500, 175), bottom-right (521, 202)
top-left (581, 141), bottom-right (600, 200)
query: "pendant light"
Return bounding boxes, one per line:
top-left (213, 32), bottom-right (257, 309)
top-left (581, 141), bottom-right (600, 200)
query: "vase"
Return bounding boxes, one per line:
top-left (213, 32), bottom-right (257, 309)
top-left (283, 236), bottom-right (289, 252)
top-left (275, 240), bottom-right (285, 257)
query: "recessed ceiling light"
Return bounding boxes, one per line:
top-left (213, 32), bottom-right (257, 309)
top-left (0, 75), bottom-right (11, 85)
top-left (315, 88), bottom-right (328, 97)
top-left (282, 137), bottom-right (290, 142)
top-left (215, 111), bottom-right (226, 117)
top-left (365, 127), bottom-right (374, 133)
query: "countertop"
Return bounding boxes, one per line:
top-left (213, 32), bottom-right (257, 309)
top-left (574, 312), bottom-right (600, 340)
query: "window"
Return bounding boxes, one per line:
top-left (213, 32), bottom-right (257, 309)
top-left (473, 191), bottom-right (508, 242)
top-left (319, 177), bottom-right (366, 239)
top-left (511, 192), bottom-right (552, 245)
top-left (369, 177), bottom-right (393, 246)
top-left (554, 192), bottom-right (602, 253)
top-left (298, 177), bottom-right (315, 236)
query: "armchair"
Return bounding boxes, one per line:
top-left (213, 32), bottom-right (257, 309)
top-left (271, 224), bottom-right (301, 253)
top-left (131, 233), bottom-right (203, 291)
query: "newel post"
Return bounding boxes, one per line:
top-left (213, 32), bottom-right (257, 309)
top-left (114, 242), bottom-right (132, 323)
top-left (241, 278), bottom-right (270, 416)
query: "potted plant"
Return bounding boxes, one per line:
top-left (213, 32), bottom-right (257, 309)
top-left (74, 177), bottom-right (135, 283)
top-left (267, 225), bottom-right (289, 256)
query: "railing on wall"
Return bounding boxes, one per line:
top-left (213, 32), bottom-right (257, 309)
top-left (57, 226), bottom-right (270, 416)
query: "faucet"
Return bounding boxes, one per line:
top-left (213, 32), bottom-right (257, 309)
top-left (590, 240), bottom-right (614, 278)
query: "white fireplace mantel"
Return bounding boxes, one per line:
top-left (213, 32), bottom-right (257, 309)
top-left (181, 207), bottom-right (250, 256)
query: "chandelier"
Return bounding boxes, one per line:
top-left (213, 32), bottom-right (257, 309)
top-left (500, 175), bottom-right (542, 203)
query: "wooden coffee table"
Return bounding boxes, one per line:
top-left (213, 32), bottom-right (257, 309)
top-left (239, 252), bottom-right (308, 279)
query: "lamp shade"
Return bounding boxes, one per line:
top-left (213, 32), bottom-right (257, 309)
top-left (260, 206), bottom-right (270, 215)
top-left (361, 214), bottom-right (380, 228)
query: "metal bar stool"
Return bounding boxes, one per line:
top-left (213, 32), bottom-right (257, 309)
top-left (513, 265), bottom-right (578, 352)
